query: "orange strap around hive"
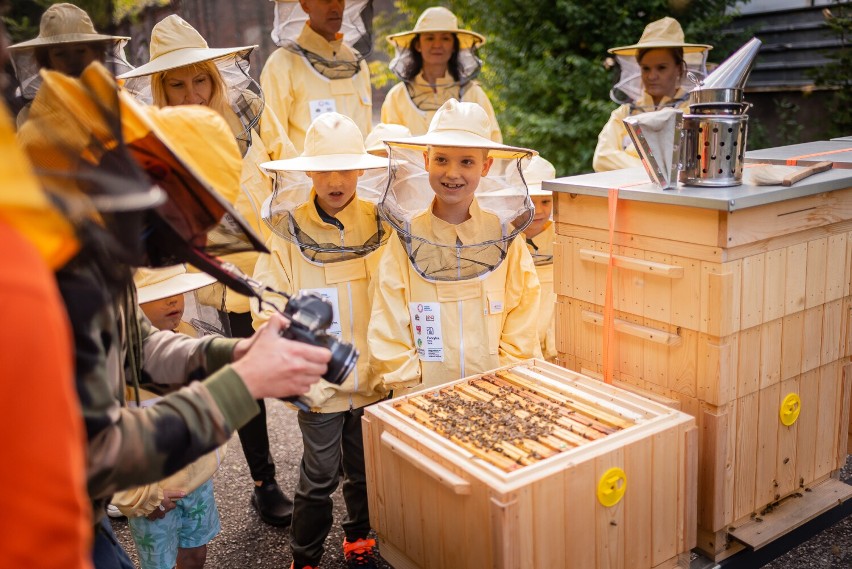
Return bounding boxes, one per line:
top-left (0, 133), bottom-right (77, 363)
top-left (785, 146), bottom-right (852, 166)
top-left (602, 188), bottom-right (618, 385)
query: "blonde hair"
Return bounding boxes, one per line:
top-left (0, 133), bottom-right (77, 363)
top-left (151, 60), bottom-right (231, 118)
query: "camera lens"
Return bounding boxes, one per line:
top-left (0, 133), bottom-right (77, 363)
top-left (325, 340), bottom-right (359, 386)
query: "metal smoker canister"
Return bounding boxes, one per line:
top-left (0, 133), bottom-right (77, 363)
top-left (679, 113), bottom-right (748, 187)
top-left (678, 37), bottom-right (762, 188)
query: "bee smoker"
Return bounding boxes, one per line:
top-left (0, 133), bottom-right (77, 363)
top-left (624, 38), bottom-right (763, 189)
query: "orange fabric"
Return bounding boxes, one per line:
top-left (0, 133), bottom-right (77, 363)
top-left (784, 146), bottom-right (852, 166)
top-left (0, 221), bottom-right (93, 568)
top-left (602, 189), bottom-right (618, 385)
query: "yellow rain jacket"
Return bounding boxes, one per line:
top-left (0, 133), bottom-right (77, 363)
top-left (1, 104), bottom-right (78, 269)
top-left (252, 192), bottom-right (387, 412)
top-left (196, 98), bottom-right (298, 315)
top-left (260, 24), bottom-right (372, 153)
top-left (369, 199), bottom-right (541, 392)
top-left (524, 221), bottom-right (556, 361)
top-left (592, 88), bottom-right (688, 172)
top-left (380, 74), bottom-right (502, 141)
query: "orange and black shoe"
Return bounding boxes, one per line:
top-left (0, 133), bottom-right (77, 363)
top-left (343, 537), bottom-right (379, 568)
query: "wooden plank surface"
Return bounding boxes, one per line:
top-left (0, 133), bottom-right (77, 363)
top-left (652, 429), bottom-right (679, 566)
top-left (625, 437), bottom-right (653, 568)
top-left (729, 478), bottom-right (852, 550)
top-left (733, 391), bottom-right (759, 521)
top-left (564, 459), bottom-right (597, 569)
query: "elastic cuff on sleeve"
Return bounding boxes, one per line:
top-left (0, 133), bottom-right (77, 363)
top-left (203, 366), bottom-right (260, 430)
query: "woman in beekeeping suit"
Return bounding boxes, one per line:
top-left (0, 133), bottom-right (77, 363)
top-left (592, 17), bottom-right (711, 172)
top-left (382, 7), bottom-right (502, 142)
top-left (118, 14), bottom-right (299, 529)
top-left (8, 2), bottom-right (132, 127)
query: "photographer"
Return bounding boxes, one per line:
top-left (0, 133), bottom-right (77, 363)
top-left (16, 63), bottom-right (329, 568)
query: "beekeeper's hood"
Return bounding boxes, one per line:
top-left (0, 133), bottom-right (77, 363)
top-left (17, 62), bottom-right (266, 294)
top-left (387, 7), bottom-right (484, 98)
top-left (117, 15), bottom-right (262, 151)
top-left (260, 112), bottom-right (390, 263)
top-left (607, 17), bottom-right (712, 108)
top-left (380, 99), bottom-right (536, 281)
top-left (506, 155), bottom-right (556, 197)
top-left (269, 0), bottom-right (372, 79)
top-left (9, 3), bottom-right (132, 101)
top-left (0, 102), bottom-right (78, 269)
top-left (134, 264), bottom-right (216, 304)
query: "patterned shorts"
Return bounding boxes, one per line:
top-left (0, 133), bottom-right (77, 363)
top-left (128, 479), bottom-right (220, 569)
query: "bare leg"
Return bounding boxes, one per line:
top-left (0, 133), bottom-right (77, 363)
top-left (176, 545), bottom-right (207, 569)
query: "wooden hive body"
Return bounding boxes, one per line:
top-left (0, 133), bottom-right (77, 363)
top-left (363, 360), bottom-right (697, 569)
top-left (550, 171), bottom-right (852, 560)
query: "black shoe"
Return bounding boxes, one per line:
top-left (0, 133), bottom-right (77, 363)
top-left (251, 480), bottom-right (293, 526)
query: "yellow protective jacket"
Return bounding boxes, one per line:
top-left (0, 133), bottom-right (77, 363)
top-left (252, 192), bottom-right (387, 412)
top-left (2, 104), bottom-right (78, 269)
top-left (592, 89), bottom-right (688, 172)
top-left (196, 97), bottom-right (298, 314)
top-left (524, 222), bottom-right (556, 361)
top-left (368, 199), bottom-right (541, 393)
top-left (380, 73), bottom-right (502, 141)
top-left (260, 24), bottom-right (372, 153)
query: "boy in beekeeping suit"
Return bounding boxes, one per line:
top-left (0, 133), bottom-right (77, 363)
top-left (369, 99), bottom-right (541, 393)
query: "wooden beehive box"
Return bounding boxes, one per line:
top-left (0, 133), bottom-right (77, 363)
top-left (547, 166), bottom-right (852, 560)
top-left (363, 360), bottom-right (697, 569)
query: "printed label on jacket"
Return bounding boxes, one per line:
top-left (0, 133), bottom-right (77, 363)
top-left (301, 287), bottom-right (342, 337)
top-left (309, 99), bottom-right (337, 122)
top-left (409, 302), bottom-right (443, 362)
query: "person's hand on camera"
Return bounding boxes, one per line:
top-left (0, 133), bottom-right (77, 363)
top-left (232, 313), bottom-right (330, 399)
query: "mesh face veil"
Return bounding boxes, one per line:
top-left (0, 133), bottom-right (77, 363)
top-left (261, 169), bottom-right (390, 264)
top-left (379, 145), bottom-right (534, 281)
top-left (388, 42), bottom-right (483, 112)
top-left (271, 0), bottom-right (373, 79)
top-left (610, 51), bottom-right (708, 109)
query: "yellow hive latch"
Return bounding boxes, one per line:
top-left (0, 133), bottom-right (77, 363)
top-left (779, 393), bottom-right (801, 427)
top-left (597, 467), bottom-right (627, 507)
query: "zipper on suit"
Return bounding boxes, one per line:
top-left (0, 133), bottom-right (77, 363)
top-left (347, 281), bottom-right (356, 410)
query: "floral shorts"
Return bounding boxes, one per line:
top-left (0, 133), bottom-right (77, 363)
top-left (127, 479), bottom-right (220, 569)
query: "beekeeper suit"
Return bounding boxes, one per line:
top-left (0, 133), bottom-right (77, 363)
top-left (8, 3), bottom-right (132, 128)
top-left (593, 17), bottom-right (711, 172)
top-left (119, 14), bottom-right (298, 315)
top-left (252, 113), bottom-right (390, 411)
top-left (260, 0), bottom-right (372, 152)
top-left (509, 156), bottom-right (557, 361)
top-left (382, 7), bottom-right (501, 141)
top-left (369, 99), bottom-right (541, 393)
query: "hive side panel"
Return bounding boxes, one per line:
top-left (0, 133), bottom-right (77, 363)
top-left (564, 459), bottom-right (597, 568)
top-left (624, 437), bottom-right (653, 568)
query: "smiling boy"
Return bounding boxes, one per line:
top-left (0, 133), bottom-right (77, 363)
top-left (369, 99), bottom-right (541, 393)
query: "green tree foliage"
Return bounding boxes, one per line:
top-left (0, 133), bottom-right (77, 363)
top-left (379, 0), bottom-right (743, 175)
top-left (2, 0), bottom-right (155, 42)
top-left (809, 1), bottom-right (852, 139)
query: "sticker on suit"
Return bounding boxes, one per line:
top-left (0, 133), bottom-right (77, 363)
top-left (301, 287), bottom-right (342, 337)
top-left (309, 99), bottom-right (337, 122)
top-left (409, 302), bottom-right (443, 361)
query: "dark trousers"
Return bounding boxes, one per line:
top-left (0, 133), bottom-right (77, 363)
top-left (92, 518), bottom-right (135, 569)
top-left (290, 408), bottom-right (371, 565)
top-left (229, 311), bottom-right (276, 482)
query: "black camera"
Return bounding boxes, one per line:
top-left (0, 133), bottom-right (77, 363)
top-left (280, 291), bottom-right (359, 387)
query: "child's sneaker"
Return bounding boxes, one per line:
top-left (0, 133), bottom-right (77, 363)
top-left (343, 537), bottom-right (379, 568)
top-left (289, 563), bottom-right (318, 569)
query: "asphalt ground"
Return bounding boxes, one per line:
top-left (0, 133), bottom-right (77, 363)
top-left (111, 399), bottom-right (852, 568)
